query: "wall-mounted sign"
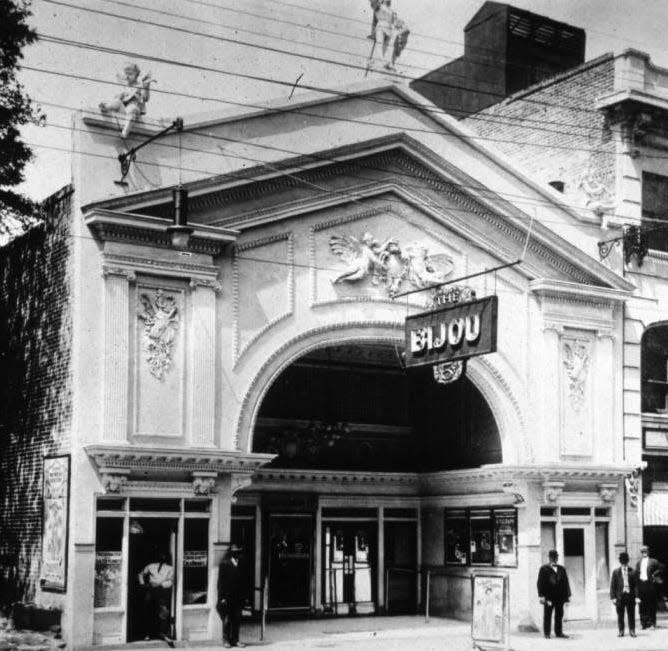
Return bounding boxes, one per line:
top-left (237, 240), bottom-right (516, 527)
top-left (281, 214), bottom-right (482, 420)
top-left (41, 455), bottom-right (71, 592)
top-left (404, 296), bottom-right (498, 369)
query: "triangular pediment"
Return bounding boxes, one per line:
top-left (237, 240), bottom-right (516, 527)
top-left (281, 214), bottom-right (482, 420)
top-left (86, 132), bottom-right (632, 293)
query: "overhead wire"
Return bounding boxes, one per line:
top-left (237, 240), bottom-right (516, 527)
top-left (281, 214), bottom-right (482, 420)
top-left (37, 0), bottom-right (608, 119)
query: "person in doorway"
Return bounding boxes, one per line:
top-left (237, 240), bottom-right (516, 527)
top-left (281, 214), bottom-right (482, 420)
top-left (635, 545), bottom-right (664, 629)
top-left (610, 552), bottom-right (639, 637)
top-left (537, 549), bottom-right (571, 639)
top-left (137, 551), bottom-right (174, 641)
top-left (217, 544), bottom-right (248, 649)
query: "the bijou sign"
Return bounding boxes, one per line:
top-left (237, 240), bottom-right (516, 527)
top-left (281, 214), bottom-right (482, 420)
top-left (404, 296), bottom-right (498, 368)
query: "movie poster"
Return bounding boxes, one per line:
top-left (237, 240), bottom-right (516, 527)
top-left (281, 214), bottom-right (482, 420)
top-left (41, 455), bottom-right (70, 591)
top-left (471, 574), bottom-right (507, 644)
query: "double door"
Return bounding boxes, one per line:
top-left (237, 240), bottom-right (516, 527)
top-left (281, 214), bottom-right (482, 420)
top-left (323, 522), bottom-right (376, 614)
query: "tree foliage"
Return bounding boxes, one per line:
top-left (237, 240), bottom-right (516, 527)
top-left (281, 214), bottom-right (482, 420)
top-left (0, 0), bottom-right (44, 236)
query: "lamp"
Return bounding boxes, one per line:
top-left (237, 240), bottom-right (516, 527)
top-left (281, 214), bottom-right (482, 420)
top-left (167, 185), bottom-right (193, 250)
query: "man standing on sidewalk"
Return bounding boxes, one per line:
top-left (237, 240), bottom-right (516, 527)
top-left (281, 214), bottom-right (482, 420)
top-left (610, 552), bottom-right (639, 637)
top-left (217, 544), bottom-right (248, 648)
top-left (537, 549), bottom-right (571, 639)
top-left (635, 545), bottom-right (664, 629)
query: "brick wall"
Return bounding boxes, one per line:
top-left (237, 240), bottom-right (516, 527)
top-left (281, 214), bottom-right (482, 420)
top-left (462, 55), bottom-right (616, 199)
top-left (0, 185), bottom-right (74, 607)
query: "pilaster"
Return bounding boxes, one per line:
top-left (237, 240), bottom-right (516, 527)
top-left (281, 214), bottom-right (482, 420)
top-left (102, 266), bottom-right (134, 442)
top-left (189, 280), bottom-right (219, 446)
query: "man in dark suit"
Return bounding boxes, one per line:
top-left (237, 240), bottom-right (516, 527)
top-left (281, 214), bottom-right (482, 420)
top-left (610, 552), bottom-right (639, 637)
top-left (635, 545), bottom-right (664, 629)
top-left (217, 544), bottom-right (248, 648)
top-left (537, 549), bottom-right (571, 639)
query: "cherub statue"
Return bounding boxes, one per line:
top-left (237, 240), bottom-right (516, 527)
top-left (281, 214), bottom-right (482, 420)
top-left (99, 62), bottom-right (155, 138)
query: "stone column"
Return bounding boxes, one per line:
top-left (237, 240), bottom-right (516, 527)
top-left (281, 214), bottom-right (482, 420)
top-left (102, 266), bottom-right (135, 442)
top-left (377, 507), bottom-right (385, 612)
top-left (189, 280), bottom-right (219, 447)
top-left (68, 543), bottom-right (95, 648)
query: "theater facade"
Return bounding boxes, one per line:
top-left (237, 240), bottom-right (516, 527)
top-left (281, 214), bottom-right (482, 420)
top-left (38, 83), bottom-right (642, 647)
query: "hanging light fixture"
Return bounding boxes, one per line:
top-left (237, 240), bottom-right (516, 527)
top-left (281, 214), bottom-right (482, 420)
top-left (167, 185), bottom-right (193, 250)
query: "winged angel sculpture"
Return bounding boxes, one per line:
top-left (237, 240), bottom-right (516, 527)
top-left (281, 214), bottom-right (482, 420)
top-left (138, 289), bottom-right (179, 380)
top-left (329, 232), bottom-right (452, 297)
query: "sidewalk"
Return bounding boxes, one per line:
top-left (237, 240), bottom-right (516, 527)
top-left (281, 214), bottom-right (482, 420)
top-left (219, 616), bottom-right (668, 650)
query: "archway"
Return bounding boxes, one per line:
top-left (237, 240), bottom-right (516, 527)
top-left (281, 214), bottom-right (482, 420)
top-left (251, 342), bottom-right (501, 472)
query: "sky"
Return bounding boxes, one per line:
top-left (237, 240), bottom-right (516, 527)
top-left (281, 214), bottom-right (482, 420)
top-left (16, 0), bottom-right (668, 201)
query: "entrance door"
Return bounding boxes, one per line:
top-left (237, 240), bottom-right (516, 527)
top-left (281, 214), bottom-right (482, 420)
top-left (384, 521), bottom-right (417, 614)
top-left (268, 515), bottom-right (312, 610)
top-left (127, 518), bottom-right (178, 641)
top-left (562, 527), bottom-right (586, 615)
top-left (323, 523), bottom-right (376, 615)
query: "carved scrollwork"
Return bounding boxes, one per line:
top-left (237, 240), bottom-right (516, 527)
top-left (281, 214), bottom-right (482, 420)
top-left (543, 481), bottom-right (565, 503)
top-left (625, 468), bottom-right (642, 509)
top-left (189, 278), bottom-right (223, 293)
top-left (230, 474), bottom-right (253, 504)
top-left (192, 472), bottom-right (217, 496)
top-left (598, 482), bottom-right (618, 503)
top-left (138, 289), bottom-right (180, 380)
top-left (100, 468), bottom-right (130, 493)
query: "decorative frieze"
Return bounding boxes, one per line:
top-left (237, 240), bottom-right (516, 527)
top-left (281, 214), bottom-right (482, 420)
top-left (562, 338), bottom-right (591, 412)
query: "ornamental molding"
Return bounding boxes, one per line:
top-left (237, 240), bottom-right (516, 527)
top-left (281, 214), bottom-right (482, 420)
top-left (102, 252), bottom-right (219, 285)
top-left (85, 209), bottom-right (237, 256)
top-left (598, 482), bottom-right (619, 503)
top-left (625, 467), bottom-right (642, 509)
top-left (86, 444), bottom-right (275, 474)
top-left (100, 467), bottom-right (131, 493)
top-left (543, 481), bottom-right (566, 503)
top-left (102, 265), bottom-right (136, 281)
top-left (192, 471), bottom-right (218, 495)
top-left (230, 474), bottom-right (254, 503)
top-left (189, 278), bottom-right (223, 293)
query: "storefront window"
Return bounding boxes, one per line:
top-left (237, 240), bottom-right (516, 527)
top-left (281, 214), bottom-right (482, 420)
top-left (183, 519), bottom-right (208, 604)
top-left (470, 510), bottom-right (493, 565)
top-left (95, 518), bottom-right (124, 608)
top-left (445, 510), bottom-right (468, 565)
top-left (445, 508), bottom-right (517, 567)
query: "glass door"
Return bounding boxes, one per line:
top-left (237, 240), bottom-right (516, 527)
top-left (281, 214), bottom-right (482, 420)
top-left (322, 523), bottom-right (376, 615)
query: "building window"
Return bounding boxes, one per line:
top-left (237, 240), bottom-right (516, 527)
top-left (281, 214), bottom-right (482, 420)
top-left (444, 509), bottom-right (517, 567)
top-left (182, 519), bottom-right (209, 604)
top-left (642, 172), bottom-right (668, 252)
top-left (641, 324), bottom-right (668, 413)
top-left (94, 518), bottom-right (124, 608)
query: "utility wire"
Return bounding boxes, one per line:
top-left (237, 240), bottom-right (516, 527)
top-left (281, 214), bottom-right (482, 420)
top-left (38, 0), bottom-right (605, 119)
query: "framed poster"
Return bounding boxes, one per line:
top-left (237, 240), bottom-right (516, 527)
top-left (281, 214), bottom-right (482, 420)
top-left (494, 510), bottom-right (518, 568)
top-left (471, 572), bottom-right (509, 650)
top-left (41, 454), bottom-right (71, 592)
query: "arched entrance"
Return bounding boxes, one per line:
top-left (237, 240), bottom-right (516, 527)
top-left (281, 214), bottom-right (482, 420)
top-left (237, 340), bottom-right (502, 616)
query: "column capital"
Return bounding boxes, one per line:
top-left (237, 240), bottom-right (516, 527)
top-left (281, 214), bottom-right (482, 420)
top-left (189, 278), bottom-right (223, 293)
top-left (102, 264), bottom-right (136, 281)
top-left (100, 467), bottom-right (130, 493)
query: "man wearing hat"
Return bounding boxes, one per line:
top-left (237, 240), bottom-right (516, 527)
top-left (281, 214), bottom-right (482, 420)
top-left (217, 544), bottom-right (248, 648)
top-left (635, 545), bottom-right (664, 629)
top-left (610, 552), bottom-right (639, 637)
top-left (537, 549), bottom-right (571, 639)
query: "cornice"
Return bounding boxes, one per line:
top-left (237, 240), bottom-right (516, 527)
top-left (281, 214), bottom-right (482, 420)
top-left (85, 208), bottom-right (238, 256)
top-left (103, 252), bottom-right (219, 282)
top-left (530, 279), bottom-right (632, 304)
top-left (86, 444), bottom-right (275, 473)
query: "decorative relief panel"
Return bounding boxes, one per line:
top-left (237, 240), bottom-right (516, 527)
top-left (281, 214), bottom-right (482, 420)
top-left (134, 284), bottom-right (185, 438)
top-left (560, 333), bottom-right (594, 456)
top-left (311, 206), bottom-right (456, 306)
top-left (138, 289), bottom-right (180, 380)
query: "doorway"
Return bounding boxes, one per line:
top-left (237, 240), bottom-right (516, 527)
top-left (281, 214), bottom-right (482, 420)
top-left (322, 522), bottom-right (377, 615)
top-left (563, 527), bottom-right (586, 613)
top-left (127, 518), bottom-right (178, 642)
top-left (384, 521), bottom-right (417, 614)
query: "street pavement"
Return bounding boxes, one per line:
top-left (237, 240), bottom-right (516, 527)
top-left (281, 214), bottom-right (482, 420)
top-left (227, 616), bottom-right (668, 651)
